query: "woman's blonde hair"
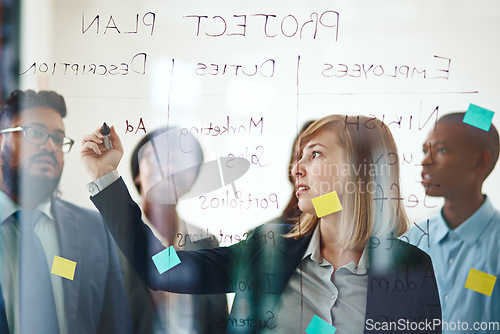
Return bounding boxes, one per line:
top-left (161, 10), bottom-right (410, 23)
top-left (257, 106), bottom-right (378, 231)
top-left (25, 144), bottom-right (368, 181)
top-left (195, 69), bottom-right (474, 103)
top-left (284, 114), bottom-right (410, 249)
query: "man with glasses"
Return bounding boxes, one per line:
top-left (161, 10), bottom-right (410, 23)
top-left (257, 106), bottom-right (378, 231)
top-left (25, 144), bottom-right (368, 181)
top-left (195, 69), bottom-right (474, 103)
top-left (0, 90), bottom-right (132, 333)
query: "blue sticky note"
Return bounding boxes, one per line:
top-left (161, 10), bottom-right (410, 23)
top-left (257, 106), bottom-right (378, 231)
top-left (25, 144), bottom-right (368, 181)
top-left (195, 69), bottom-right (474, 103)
top-left (152, 246), bottom-right (181, 274)
top-left (306, 315), bottom-right (337, 334)
top-left (463, 104), bottom-right (495, 131)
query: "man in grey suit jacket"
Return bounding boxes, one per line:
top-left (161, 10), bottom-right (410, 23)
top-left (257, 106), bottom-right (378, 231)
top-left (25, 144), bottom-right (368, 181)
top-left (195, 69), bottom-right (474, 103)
top-left (0, 90), bottom-right (132, 333)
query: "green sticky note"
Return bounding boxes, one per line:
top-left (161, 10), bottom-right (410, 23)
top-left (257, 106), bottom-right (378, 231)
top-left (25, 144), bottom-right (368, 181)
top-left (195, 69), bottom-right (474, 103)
top-left (306, 315), bottom-right (337, 334)
top-left (311, 191), bottom-right (342, 218)
top-left (464, 268), bottom-right (497, 296)
top-left (152, 246), bottom-right (181, 274)
top-left (463, 104), bottom-right (495, 131)
top-left (51, 255), bottom-right (77, 280)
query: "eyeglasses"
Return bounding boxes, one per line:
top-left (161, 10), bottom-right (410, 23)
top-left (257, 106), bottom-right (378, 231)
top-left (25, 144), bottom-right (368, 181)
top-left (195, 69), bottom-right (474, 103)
top-left (0, 126), bottom-right (75, 153)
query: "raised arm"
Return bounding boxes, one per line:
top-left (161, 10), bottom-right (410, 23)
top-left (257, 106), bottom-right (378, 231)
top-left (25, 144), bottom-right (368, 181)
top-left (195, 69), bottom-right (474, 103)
top-left (81, 126), bottom-right (238, 294)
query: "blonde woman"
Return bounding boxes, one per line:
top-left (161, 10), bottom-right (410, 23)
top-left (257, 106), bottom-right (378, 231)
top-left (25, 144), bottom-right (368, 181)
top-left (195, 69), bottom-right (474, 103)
top-left (81, 115), bottom-right (441, 333)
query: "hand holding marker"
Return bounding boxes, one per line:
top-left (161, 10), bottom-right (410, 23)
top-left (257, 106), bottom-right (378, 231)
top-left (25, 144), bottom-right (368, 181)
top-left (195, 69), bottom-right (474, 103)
top-left (101, 122), bottom-right (113, 149)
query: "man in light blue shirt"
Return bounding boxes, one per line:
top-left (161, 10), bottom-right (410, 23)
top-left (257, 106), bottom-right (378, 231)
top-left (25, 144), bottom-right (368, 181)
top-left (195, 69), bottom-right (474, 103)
top-left (405, 112), bottom-right (500, 333)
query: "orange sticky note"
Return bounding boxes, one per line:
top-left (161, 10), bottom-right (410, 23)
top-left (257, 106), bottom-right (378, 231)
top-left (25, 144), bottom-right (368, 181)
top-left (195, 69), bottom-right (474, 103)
top-left (311, 191), bottom-right (342, 218)
top-left (51, 255), bottom-right (77, 280)
top-left (464, 268), bottom-right (497, 296)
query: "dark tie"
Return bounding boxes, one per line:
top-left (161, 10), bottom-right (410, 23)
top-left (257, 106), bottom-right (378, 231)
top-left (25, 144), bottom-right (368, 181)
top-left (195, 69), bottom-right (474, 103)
top-left (16, 210), bottom-right (60, 334)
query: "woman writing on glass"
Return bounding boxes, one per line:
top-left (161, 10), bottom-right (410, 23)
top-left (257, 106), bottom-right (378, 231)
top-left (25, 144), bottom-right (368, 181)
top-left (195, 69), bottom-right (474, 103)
top-left (81, 114), bottom-right (441, 333)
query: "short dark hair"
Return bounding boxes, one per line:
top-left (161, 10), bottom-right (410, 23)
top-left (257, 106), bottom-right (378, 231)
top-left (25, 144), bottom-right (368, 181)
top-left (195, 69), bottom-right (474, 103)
top-left (438, 112), bottom-right (499, 177)
top-left (0, 90), bottom-right (67, 128)
top-left (131, 127), bottom-right (204, 194)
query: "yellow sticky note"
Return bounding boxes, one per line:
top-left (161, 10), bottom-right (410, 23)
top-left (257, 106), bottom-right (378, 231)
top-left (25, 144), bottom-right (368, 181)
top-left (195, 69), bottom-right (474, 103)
top-left (464, 268), bottom-right (497, 296)
top-left (311, 191), bottom-right (342, 218)
top-left (51, 255), bottom-right (77, 280)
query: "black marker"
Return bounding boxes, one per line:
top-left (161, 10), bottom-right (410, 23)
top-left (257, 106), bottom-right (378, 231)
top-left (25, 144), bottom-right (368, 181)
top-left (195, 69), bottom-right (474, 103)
top-left (101, 122), bottom-right (113, 149)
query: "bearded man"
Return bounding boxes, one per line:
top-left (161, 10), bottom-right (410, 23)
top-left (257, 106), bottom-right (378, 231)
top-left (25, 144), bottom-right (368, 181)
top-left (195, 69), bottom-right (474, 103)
top-left (0, 90), bottom-right (131, 334)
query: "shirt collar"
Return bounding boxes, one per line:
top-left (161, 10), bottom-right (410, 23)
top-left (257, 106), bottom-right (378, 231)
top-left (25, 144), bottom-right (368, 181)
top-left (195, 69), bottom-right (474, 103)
top-left (302, 223), bottom-right (322, 263)
top-left (0, 190), bottom-right (54, 224)
top-left (0, 190), bottom-right (18, 223)
top-left (302, 224), bottom-right (369, 274)
top-left (38, 200), bottom-right (54, 220)
top-left (433, 195), bottom-right (495, 245)
top-left (357, 246), bottom-right (369, 273)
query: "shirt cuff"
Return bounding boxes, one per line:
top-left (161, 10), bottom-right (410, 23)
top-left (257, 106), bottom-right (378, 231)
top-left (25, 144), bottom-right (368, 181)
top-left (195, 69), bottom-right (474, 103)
top-left (86, 170), bottom-right (120, 196)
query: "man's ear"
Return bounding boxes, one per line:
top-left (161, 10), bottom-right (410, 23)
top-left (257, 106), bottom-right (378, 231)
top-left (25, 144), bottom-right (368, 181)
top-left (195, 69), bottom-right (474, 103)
top-left (474, 150), bottom-right (492, 175)
top-left (0, 133), bottom-right (5, 151)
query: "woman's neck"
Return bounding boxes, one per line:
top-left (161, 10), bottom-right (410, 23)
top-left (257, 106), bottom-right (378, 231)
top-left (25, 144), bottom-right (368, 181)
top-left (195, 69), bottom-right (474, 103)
top-left (318, 213), bottom-right (341, 248)
top-left (319, 213), bottom-right (363, 269)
